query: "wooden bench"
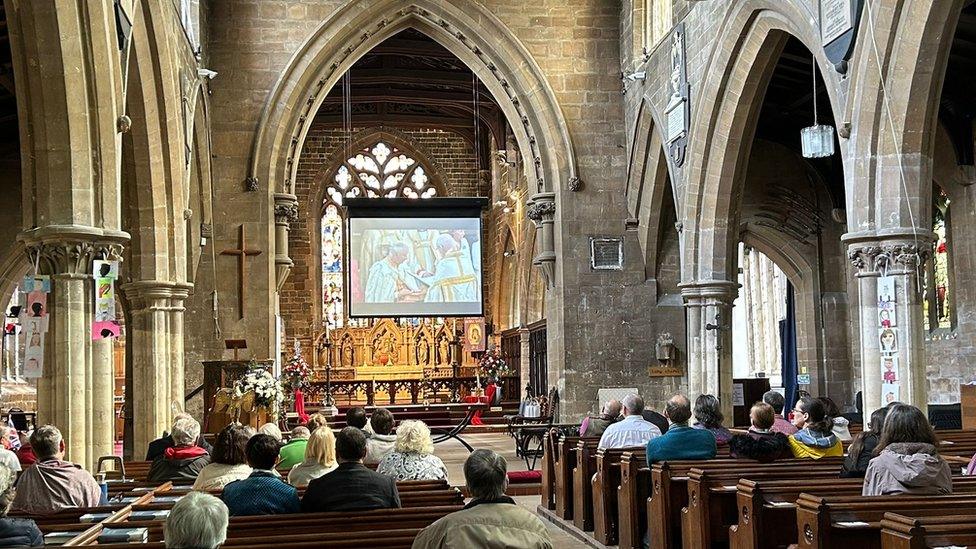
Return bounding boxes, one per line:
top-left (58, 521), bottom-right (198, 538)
top-left (880, 511), bottom-right (976, 549)
top-left (681, 462), bottom-right (846, 548)
top-left (794, 493), bottom-right (976, 549)
top-left (571, 438), bottom-right (601, 530)
top-left (554, 435), bottom-right (596, 520)
top-left (592, 446), bottom-right (645, 545)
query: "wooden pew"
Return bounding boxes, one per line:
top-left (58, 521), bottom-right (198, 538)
top-left (617, 451), bottom-right (650, 549)
top-left (554, 435), bottom-right (596, 520)
top-left (681, 463), bottom-right (845, 548)
top-left (572, 439), bottom-right (601, 531)
top-left (794, 493), bottom-right (976, 549)
top-left (880, 512), bottom-right (976, 549)
top-left (592, 446), bottom-right (645, 545)
top-left (540, 430), bottom-right (556, 510)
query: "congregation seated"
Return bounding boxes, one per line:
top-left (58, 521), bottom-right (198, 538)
top-left (146, 412), bottom-right (213, 461)
top-left (412, 449), bottom-right (553, 549)
top-left (0, 465), bottom-right (41, 547)
top-left (0, 429), bottom-right (20, 474)
top-left (692, 394), bottom-right (732, 445)
top-left (148, 416), bottom-right (211, 482)
top-left (841, 406), bottom-right (888, 478)
top-left (763, 390), bottom-right (798, 435)
top-left (278, 426), bottom-right (309, 469)
top-left (222, 434), bottom-right (299, 516)
top-left (164, 491), bottom-right (228, 549)
top-left (646, 394), bottom-right (716, 464)
top-left (192, 423), bottom-right (253, 491)
top-left (598, 394), bottom-right (661, 449)
top-left (11, 425), bottom-right (103, 515)
top-left (288, 427), bottom-right (338, 488)
top-left (15, 432), bottom-right (35, 468)
top-left (346, 406), bottom-right (368, 432)
top-left (787, 396), bottom-right (843, 458)
top-left (728, 402), bottom-right (790, 462)
top-left (302, 427), bottom-right (400, 513)
top-left (257, 422), bottom-right (283, 442)
top-left (365, 408), bottom-right (397, 465)
top-left (819, 396), bottom-right (853, 442)
top-left (578, 399), bottom-right (621, 437)
top-left (377, 420), bottom-right (448, 482)
top-left (862, 403), bottom-right (952, 496)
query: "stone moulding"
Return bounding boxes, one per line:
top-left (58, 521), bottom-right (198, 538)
top-left (273, 193), bottom-right (299, 292)
top-left (19, 225), bottom-right (130, 277)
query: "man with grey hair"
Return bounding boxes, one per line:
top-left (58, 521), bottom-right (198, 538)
top-left (646, 394), bottom-right (717, 464)
top-left (11, 425), bottom-right (103, 515)
top-left (424, 233), bottom-right (478, 303)
top-left (164, 491), bottom-right (228, 549)
top-left (597, 393), bottom-right (661, 450)
top-left (364, 241), bottom-right (421, 303)
top-left (412, 449), bottom-right (552, 549)
top-left (148, 416), bottom-right (211, 482)
top-left (579, 399), bottom-right (622, 437)
top-left (147, 412), bottom-right (213, 461)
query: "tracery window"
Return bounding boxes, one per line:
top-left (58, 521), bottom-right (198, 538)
top-left (321, 141), bottom-right (439, 327)
top-left (923, 190), bottom-right (953, 331)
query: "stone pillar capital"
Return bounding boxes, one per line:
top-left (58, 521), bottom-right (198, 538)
top-left (843, 230), bottom-right (934, 277)
top-left (19, 225), bottom-right (130, 278)
top-left (526, 192), bottom-right (556, 290)
top-left (679, 279), bottom-right (739, 306)
top-left (121, 280), bottom-right (193, 312)
top-left (273, 193), bottom-right (299, 225)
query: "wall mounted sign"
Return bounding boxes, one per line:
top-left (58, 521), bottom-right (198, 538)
top-left (667, 23), bottom-right (690, 166)
top-left (820, 0), bottom-right (864, 73)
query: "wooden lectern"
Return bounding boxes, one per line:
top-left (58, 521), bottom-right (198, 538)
top-left (962, 384), bottom-right (976, 430)
top-left (201, 359), bottom-right (274, 433)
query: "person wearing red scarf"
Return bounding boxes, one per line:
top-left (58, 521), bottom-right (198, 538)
top-left (148, 417), bottom-right (210, 482)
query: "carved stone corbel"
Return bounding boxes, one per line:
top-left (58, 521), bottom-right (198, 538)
top-left (526, 192), bottom-right (556, 290)
top-left (273, 193), bottom-right (299, 292)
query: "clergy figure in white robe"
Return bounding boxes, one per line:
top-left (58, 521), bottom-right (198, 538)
top-left (425, 234), bottom-right (479, 303)
top-left (364, 242), bottom-right (421, 303)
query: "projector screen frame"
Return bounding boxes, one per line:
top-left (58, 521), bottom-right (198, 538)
top-left (342, 197), bottom-right (489, 319)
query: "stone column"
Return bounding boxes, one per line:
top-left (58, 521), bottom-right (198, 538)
top-left (122, 280), bottom-right (192, 456)
top-left (21, 232), bottom-right (126, 470)
top-left (273, 193), bottom-right (298, 293)
top-left (847, 240), bottom-right (930, 418)
top-left (519, 327), bottom-right (531, 395)
top-left (526, 193), bottom-right (556, 289)
top-left (680, 280), bottom-right (738, 420)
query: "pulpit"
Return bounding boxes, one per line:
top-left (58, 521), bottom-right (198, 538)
top-left (202, 359), bottom-right (274, 433)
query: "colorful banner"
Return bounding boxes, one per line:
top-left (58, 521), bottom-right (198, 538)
top-left (463, 318), bottom-right (486, 353)
top-left (92, 260), bottom-right (120, 338)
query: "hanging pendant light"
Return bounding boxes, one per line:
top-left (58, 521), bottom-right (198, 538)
top-left (801, 55), bottom-right (835, 159)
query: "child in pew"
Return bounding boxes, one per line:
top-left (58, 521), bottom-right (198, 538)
top-left (728, 402), bottom-right (791, 462)
top-left (862, 403), bottom-right (952, 496)
top-left (841, 407), bottom-right (889, 478)
top-left (787, 396), bottom-right (843, 459)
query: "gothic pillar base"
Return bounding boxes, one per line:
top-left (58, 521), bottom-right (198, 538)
top-left (680, 280), bottom-right (738, 421)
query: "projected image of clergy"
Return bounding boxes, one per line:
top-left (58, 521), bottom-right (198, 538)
top-left (348, 214), bottom-right (483, 317)
top-left (361, 230), bottom-right (478, 304)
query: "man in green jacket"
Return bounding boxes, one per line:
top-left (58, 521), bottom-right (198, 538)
top-left (277, 426), bottom-right (310, 469)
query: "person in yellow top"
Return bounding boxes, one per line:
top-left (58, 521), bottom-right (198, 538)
top-left (787, 396), bottom-right (844, 459)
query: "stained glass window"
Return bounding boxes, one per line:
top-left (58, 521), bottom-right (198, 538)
top-left (321, 141), bottom-right (438, 327)
top-left (924, 191), bottom-right (952, 331)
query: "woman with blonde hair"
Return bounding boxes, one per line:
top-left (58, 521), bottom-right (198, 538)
top-left (287, 427), bottom-right (337, 488)
top-left (376, 420), bottom-right (448, 482)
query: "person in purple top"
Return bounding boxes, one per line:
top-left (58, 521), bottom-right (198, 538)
top-left (692, 394), bottom-right (732, 445)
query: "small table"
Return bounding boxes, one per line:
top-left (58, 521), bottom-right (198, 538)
top-left (428, 402), bottom-right (487, 453)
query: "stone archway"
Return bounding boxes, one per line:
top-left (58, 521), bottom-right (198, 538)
top-left (247, 0), bottom-right (578, 295)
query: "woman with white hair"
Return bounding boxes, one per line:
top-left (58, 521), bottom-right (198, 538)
top-left (164, 491), bottom-right (228, 549)
top-left (0, 464), bottom-right (41, 546)
top-left (148, 417), bottom-right (211, 482)
top-left (287, 428), bottom-right (338, 488)
top-left (257, 422), bottom-right (283, 442)
top-left (376, 420), bottom-right (448, 482)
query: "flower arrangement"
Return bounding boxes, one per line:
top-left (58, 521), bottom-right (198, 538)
top-left (478, 348), bottom-right (511, 380)
top-left (281, 342), bottom-right (312, 392)
top-left (235, 363), bottom-right (284, 411)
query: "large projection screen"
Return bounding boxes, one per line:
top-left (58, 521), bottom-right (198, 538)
top-left (345, 198), bottom-right (488, 318)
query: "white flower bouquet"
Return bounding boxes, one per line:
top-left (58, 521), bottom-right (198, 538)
top-left (235, 363), bottom-right (284, 411)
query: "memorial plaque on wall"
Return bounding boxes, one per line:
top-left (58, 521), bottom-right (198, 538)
top-left (820, 0), bottom-right (864, 73)
top-left (590, 238), bottom-right (623, 270)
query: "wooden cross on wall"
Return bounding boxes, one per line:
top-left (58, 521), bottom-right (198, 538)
top-left (220, 224), bottom-right (262, 319)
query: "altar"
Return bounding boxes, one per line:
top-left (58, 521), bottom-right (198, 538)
top-left (308, 318), bottom-right (499, 405)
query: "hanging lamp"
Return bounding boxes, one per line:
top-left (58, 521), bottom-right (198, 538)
top-left (801, 55), bottom-right (835, 159)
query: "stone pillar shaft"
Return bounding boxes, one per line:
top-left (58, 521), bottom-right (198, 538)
top-left (681, 280), bottom-right (737, 421)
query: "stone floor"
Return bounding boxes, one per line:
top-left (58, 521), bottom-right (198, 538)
top-left (434, 432), bottom-right (588, 548)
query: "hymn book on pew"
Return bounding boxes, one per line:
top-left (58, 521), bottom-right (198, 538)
top-left (97, 527), bottom-right (149, 543)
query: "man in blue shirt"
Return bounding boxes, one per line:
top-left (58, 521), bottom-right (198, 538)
top-left (646, 394), bottom-right (717, 465)
top-left (222, 434), bottom-right (300, 516)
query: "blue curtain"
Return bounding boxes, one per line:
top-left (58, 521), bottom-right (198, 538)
top-left (780, 282), bottom-right (799, 408)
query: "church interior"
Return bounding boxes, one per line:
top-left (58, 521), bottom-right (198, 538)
top-left (1, 0), bottom-right (976, 547)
